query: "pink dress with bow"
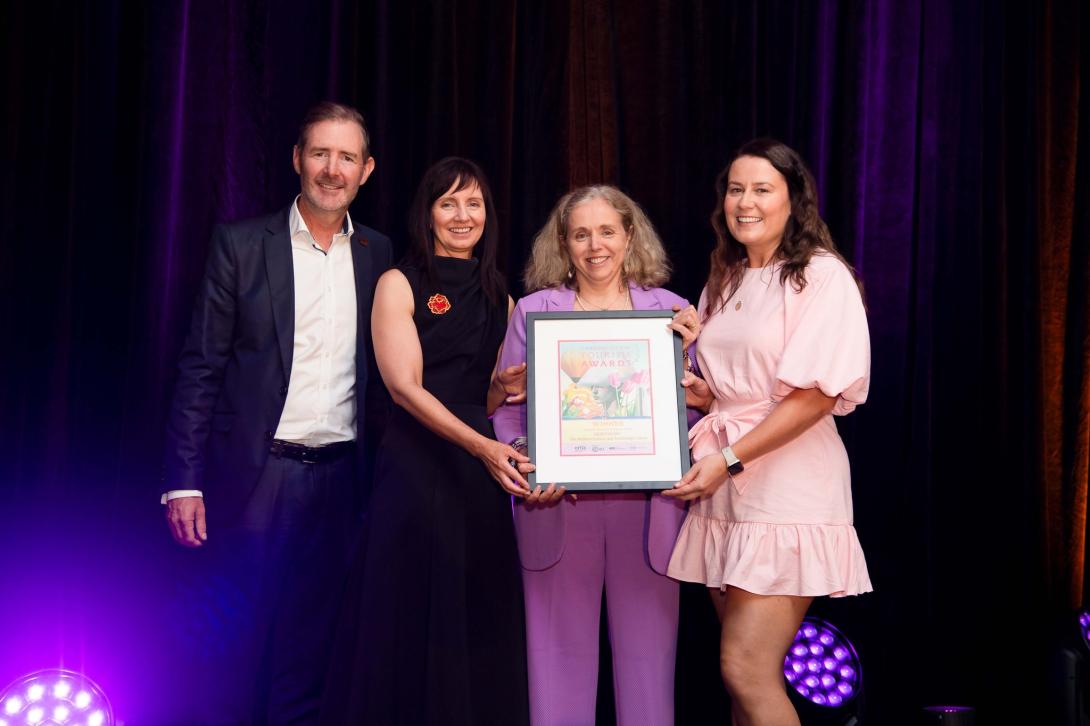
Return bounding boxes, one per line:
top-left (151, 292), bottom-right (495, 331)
top-left (667, 254), bottom-right (873, 596)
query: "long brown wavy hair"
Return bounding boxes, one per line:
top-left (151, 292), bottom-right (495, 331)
top-left (705, 138), bottom-right (856, 316)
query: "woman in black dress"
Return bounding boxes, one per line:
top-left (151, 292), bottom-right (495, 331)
top-left (323, 157), bottom-right (531, 724)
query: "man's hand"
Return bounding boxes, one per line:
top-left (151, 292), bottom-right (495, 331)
top-left (166, 496), bottom-right (208, 547)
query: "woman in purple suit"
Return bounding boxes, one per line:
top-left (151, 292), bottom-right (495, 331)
top-left (493, 185), bottom-right (700, 725)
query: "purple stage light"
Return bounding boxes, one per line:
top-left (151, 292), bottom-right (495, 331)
top-left (922, 705), bottom-right (976, 725)
top-left (0, 669), bottom-right (112, 726)
top-left (924, 706), bottom-right (975, 713)
top-left (1079, 609), bottom-right (1090, 651)
top-left (783, 617), bottom-right (861, 708)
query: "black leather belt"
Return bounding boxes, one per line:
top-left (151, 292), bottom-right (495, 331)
top-left (269, 439), bottom-right (354, 464)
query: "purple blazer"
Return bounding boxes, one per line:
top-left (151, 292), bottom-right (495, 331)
top-left (493, 283), bottom-right (690, 575)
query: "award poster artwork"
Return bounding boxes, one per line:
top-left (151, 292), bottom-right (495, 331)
top-left (557, 339), bottom-right (655, 456)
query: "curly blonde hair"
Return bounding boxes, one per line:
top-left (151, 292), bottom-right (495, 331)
top-left (523, 185), bottom-right (672, 293)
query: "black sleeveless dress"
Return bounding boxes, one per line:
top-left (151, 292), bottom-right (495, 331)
top-left (324, 256), bottom-right (529, 725)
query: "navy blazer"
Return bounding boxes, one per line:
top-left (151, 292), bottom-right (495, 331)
top-left (162, 205), bottom-right (392, 526)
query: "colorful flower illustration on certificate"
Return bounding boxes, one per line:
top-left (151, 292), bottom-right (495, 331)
top-left (557, 340), bottom-right (655, 456)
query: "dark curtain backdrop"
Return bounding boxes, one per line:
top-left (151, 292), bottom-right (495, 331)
top-left (1, 1), bottom-right (1087, 723)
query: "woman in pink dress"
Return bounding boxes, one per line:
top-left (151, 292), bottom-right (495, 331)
top-left (665, 138), bottom-right (872, 725)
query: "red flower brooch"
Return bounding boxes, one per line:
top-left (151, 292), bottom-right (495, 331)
top-left (427, 293), bottom-right (452, 315)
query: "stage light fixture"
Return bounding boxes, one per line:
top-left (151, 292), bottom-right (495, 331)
top-left (921, 705), bottom-right (976, 724)
top-left (1057, 608), bottom-right (1090, 724)
top-left (0, 669), bottom-right (113, 726)
top-left (783, 616), bottom-right (862, 709)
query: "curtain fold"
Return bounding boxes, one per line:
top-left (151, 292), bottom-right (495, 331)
top-left (1037, 0), bottom-right (1087, 611)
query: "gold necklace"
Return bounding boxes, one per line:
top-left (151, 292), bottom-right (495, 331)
top-left (734, 265), bottom-right (762, 311)
top-left (575, 287), bottom-right (630, 311)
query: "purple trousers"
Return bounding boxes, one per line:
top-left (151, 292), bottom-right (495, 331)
top-left (522, 494), bottom-right (679, 726)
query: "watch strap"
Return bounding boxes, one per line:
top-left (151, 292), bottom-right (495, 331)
top-left (721, 446), bottom-right (745, 476)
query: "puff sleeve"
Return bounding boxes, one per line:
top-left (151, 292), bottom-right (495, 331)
top-left (772, 254), bottom-right (870, 415)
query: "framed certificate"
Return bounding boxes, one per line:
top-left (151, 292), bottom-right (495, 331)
top-left (526, 310), bottom-right (691, 491)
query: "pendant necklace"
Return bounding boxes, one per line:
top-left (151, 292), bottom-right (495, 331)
top-left (575, 287), bottom-right (630, 311)
top-left (736, 261), bottom-right (775, 311)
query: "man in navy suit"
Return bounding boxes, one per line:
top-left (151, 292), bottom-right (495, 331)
top-left (161, 101), bottom-right (391, 725)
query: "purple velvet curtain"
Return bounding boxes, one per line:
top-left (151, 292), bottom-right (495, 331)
top-left (1, 0), bottom-right (1086, 722)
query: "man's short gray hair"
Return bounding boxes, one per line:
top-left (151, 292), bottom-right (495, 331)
top-left (296, 101), bottom-right (370, 157)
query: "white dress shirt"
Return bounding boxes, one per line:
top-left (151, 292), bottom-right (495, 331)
top-left (275, 198), bottom-right (359, 444)
top-left (162, 198), bottom-right (359, 503)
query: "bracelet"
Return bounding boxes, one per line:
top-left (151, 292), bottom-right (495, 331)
top-left (683, 351), bottom-right (694, 373)
top-left (507, 436), bottom-right (529, 469)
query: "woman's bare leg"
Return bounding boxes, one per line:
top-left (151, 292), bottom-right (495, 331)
top-left (716, 587), bottom-right (812, 726)
top-left (710, 586), bottom-right (727, 621)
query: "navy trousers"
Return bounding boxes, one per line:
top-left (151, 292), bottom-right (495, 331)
top-left (192, 452), bottom-right (356, 725)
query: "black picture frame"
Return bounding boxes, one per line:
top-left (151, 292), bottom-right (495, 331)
top-left (526, 310), bottom-right (691, 491)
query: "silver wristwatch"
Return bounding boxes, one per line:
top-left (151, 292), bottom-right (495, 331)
top-left (720, 446), bottom-right (745, 476)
